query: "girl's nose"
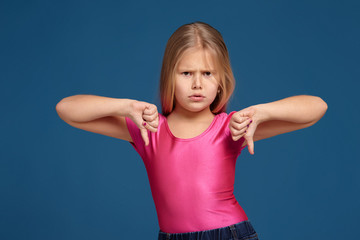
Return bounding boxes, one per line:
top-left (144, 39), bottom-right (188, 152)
top-left (192, 74), bottom-right (202, 89)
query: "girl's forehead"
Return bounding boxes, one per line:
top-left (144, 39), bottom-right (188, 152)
top-left (177, 47), bottom-right (218, 70)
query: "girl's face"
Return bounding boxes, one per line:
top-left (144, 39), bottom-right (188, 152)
top-left (173, 47), bottom-right (219, 116)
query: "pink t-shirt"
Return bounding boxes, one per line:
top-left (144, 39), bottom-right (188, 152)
top-left (125, 111), bottom-right (248, 233)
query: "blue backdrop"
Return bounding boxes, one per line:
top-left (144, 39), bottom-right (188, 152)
top-left (1, 0), bottom-right (359, 239)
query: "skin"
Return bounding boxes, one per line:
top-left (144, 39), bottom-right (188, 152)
top-left (57, 50), bottom-right (327, 153)
top-left (129, 100), bottom-right (159, 146)
top-left (166, 47), bottom-right (222, 128)
top-left (229, 95), bottom-right (328, 155)
top-left (135, 48), bottom-right (327, 153)
top-left (139, 46), bottom-right (251, 144)
top-left (229, 107), bottom-right (255, 153)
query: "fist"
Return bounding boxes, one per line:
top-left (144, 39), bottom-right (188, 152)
top-left (129, 100), bottom-right (159, 146)
top-left (229, 107), bottom-right (258, 155)
top-left (229, 113), bottom-right (252, 141)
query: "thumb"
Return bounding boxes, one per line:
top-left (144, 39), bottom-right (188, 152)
top-left (140, 123), bottom-right (149, 146)
top-left (247, 137), bottom-right (255, 155)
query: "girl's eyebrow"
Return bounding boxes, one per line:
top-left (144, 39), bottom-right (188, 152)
top-left (178, 68), bottom-right (216, 72)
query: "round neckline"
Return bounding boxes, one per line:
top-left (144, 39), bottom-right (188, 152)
top-left (163, 113), bottom-right (222, 141)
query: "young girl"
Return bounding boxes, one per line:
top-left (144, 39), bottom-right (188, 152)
top-left (56, 21), bottom-right (327, 240)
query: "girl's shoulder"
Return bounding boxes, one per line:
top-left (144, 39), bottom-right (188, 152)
top-left (217, 111), bottom-right (236, 121)
top-left (217, 111), bottom-right (235, 124)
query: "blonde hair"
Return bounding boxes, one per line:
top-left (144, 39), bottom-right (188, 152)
top-left (159, 21), bottom-right (236, 116)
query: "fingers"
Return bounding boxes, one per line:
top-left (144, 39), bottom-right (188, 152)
top-left (232, 131), bottom-right (246, 141)
top-left (134, 103), bottom-right (158, 146)
top-left (236, 113), bottom-right (251, 124)
top-left (231, 114), bottom-right (255, 154)
top-left (233, 118), bottom-right (252, 130)
top-left (229, 110), bottom-right (256, 154)
top-left (230, 118), bottom-right (252, 134)
top-left (142, 105), bottom-right (159, 132)
top-left (142, 113), bottom-right (159, 131)
top-left (143, 104), bottom-right (157, 114)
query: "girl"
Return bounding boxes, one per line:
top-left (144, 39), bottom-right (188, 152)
top-left (56, 21), bottom-right (327, 240)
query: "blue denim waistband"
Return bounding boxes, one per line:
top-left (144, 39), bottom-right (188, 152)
top-left (158, 220), bottom-right (258, 240)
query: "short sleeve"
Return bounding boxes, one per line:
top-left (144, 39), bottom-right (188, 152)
top-left (225, 111), bottom-right (247, 152)
top-left (124, 116), bottom-right (146, 157)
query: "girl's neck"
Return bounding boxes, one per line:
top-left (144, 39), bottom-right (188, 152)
top-left (168, 107), bottom-right (215, 123)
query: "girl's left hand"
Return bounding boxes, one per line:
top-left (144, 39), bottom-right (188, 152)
top-left (229, 106), bottom-right (260, 155)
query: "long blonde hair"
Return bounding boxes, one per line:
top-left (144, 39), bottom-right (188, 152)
top-left (159, 21), bottom-right (236, 116)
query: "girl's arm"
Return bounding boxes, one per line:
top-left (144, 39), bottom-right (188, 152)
top-left (55, 95), bottom-right (158, 145)
top-left (230, 95), bottom-right (328, 154)
top-left (56, 94), bottom-right (134, 123)
top-left (253, 95), bottom-right (328, 126)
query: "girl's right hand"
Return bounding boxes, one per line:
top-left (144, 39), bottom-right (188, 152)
top-left (129, 100), bottom-right (159, 146)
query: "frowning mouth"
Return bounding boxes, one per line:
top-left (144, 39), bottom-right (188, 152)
top-left (189, 94), bottom-right (205, 98)
top-left (189, 95), bottom-right (205, 101)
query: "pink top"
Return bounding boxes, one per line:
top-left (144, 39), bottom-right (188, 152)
top-left (125, 111), bottom-right (248, 233)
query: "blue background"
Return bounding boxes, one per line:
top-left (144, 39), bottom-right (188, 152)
top-left (1, 0), bottom-right (359, 239)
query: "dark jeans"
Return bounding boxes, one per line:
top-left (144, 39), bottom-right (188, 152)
top-left (158, 220), bottom-right (259, 240)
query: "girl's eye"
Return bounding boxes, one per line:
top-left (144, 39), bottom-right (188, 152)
top-left (182, 72), bottom-right (212, 77)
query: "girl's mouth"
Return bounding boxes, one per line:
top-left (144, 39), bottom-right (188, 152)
top-left (189, 95), bottom-right (205, 101)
